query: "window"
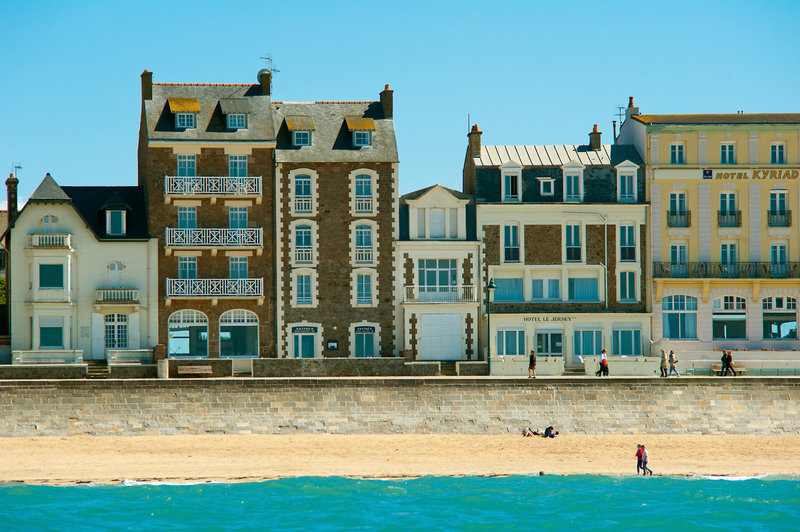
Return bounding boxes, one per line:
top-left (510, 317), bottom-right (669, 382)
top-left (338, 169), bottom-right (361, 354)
top-left (668, 192), bottom-right (689, 227)
top-left (449, 209), bottom-right (458, 239)
top-left (39, 264), bottom-right (63, 289)
top-left (356, 273), bottom-right (372, 305)
top-left (176, 113), bottom-right (196, 129)
top-left (670, 143), bottom-right (685, 164)
top-left (354, 175), bottom-right (373, 213)
top-left (568, 278), bottom-right (598, 301)
top-left (296, 274), bottom-right (312, 305)
top-left (770, 191), bottom-right (787, 213)
top-left (720, 193), bottom-right (736, 213)
top-left (493, 278), bottom-right (523, 302)
top-left (613, 328), bottom-right (641, 356)
top-left (565, 224), bottom-right (581, 262)
top-left (353, 131), bottom-right (372, 147)
top-left (540, 179), bottom-right (554, 196)
top-left (292, 130), bottom-right (311, 146)
top-left (178, 257), bottom-right (197, 279)
top-left (177, 155), bottom-right (196, 177)
top-left (177, 206), bottom-right (196, 229)
top-left (503, 173), bottom-right (520, 202)
top-left (573, 330), bottom-right (603, 358)
top-left (354, 326), bottom-right (376, 357)
top-left (770, 243), bottom-right (788, 278)
top-left (226, 113), bottom-right (247, 129)
top-left (536, 332), bottom-right (563, 356)
top-left (292, 327), bottom-right (317, 358)
top-left (620, 224), bottom-right (636, 261)
top-left (106, 210), bottom-right (126, 236)
top-left (619, 271), bottom-right (636, 302)
top-left (39, 317), bottom-right (64, 349)
top-left (418, 259), bottom-right (457, 301)
top-left (229, 207), bottom-right (247, 229)
top-left (219, 310), bottom-right (258, 357)
top-left (294, 175), bottom-right (312, 214)
top-left (295, 225), bottom-right (313, 264)
top-left (355, 225), bottom-right (373, 263)
top-left (720, 243), bottom-right (738, 277)
top-left (104, 313), bottom-right (128, 350)
top-left (503, 224), bottom-right (520, 262)
top-left (531, 279), bottom-right (560, 300)
top-left (108, 261), bottom-right (124, 288)
top-left (712, 296), bottom-right (746, 339)
top-left (229, 155), bottom-right (247, 177)
top-left (564, 174), bottom-right (582, 202)
top-left (229, 257), bottom-right (248, 279)
top-left (670, 244), bottom-right (688, 277)
top-left (618, 173), bottom-right (636, 202)
top-left (167, 310), bottom-right (208, 357)
top-left (42, 214), bottom-right (57, 233)
top-left (719, 193), bottom-right (739, 227)
top-left (771, 143), bottom-right (786, 164)
top-left (497, 329), bottom-right (525, 356)
top-left (416, 209), bottom-right (426, 238)
top-left (763, 297), bottom-right (798, 340)
top-left (720, 143), bottom-right (736, 164)
top-left (662, 295), bottom-right (697, 339)
top-left (429, 209), bottom-right (445, 238)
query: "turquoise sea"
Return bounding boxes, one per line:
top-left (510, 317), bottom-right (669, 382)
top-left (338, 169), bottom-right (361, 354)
top-left (1, 475), bottom-right (798, 531)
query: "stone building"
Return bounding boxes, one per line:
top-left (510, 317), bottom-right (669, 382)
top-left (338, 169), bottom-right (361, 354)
top-left (618, 98), bottom-right (800, 359)
top-left (395, 185), bottom-right (480, 362)
top-left (464, 124), bottom-right (651, 373)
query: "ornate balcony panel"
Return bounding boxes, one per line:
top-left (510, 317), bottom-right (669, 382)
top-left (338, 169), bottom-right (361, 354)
top-left (653, 262), bottom-right (800, 279)
top-left (166, 278), bottom-right (263, 298)
top-left (164, 176), bottom-right (262, 197)
top-left (768, 210), bottom-right (792, 228)
top-left (717, 210), bottom-right (741, 228)
top-left (165, 228), bottom-right (263, 248)
top-left (667, 211), bottom-right (691, 228)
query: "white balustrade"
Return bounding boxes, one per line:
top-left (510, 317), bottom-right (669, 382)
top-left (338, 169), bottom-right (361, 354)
top-left (355, 196), bottom-right (373, 213)
top-left (165, 176), bottom-right (262, 196)
top-left (28, 233), bottom-right (72, 248)
top-left (294, 246), bottom-right (313, 264)
top-left (96, 289), bottom-right (140, 303)
top-left (294, 196), bottom-right (313, 213)
top-left (166, 228), bottom-right (263, 247)
top-left (166, 278), bottom-right (263, 298)
top-left (404, 285), bottom-right (476, 303)
top-left (355, 247), bottom-right (373, 264)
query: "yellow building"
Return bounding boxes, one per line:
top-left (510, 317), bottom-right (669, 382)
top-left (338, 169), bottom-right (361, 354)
top-left (618, 100), bottom-right (800, 368)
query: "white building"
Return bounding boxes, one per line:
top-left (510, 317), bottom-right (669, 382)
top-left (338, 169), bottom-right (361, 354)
top-left (7, 174), bottom-right (158, 364)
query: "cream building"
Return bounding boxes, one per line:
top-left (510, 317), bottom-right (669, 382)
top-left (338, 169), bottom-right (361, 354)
top-left (7, 174), bottom-right (159, 365)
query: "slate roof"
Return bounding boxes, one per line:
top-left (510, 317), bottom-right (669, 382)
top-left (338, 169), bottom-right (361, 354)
top-left (29, 173), bottom-right (71, 201)
top-left (400, 184), bottom-right (472, 202)
top-left (61, 186), bottom-right (150, 240)
top-left (632, 114), bottom-right (800, 125)
top-left (474, 144), bottom-right (643, 167)
top-left (273, 101), bottom-right (397, 163)
top-left (143, 83), bottom-right (275, 142)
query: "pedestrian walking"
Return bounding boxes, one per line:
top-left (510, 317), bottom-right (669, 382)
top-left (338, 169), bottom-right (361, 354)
top-left (596, 348), bottom-right (609, 377)
top-left (660, 349), bottom-right (668, 378)
top-left (528, 349), bottom-right (536, 379)
top-left (668, 350), bottom-right (680, 377)
top-left (635, 444), bottom-right (643, 474)
top-left (724, 350), bottom-right (737, 376)
top-left (641, 445), bottom-right (653, 475)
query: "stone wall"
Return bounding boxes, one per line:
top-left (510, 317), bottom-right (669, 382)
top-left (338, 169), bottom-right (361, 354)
top-left (0, 378), bottom-right (797, 436)
top-left (251, 358), bottom-right (438, 377)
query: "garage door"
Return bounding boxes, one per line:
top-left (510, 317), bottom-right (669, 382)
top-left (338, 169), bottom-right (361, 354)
top-left (419, 314), bottom-right (462, 360)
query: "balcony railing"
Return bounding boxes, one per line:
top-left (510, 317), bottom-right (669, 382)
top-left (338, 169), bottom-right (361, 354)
top-left (355, 247), bottom-right (373, 264)
top-left (96, 289), bottom-right (140, 303)
top-left (294, 246), bottom-right (313, 264)
top-left (667, 210), bottom-right (691, 228)
top-left (166, 278), bottom-right (263, 298)
top-left (717, 210), bottom-right (741, 228)
top-left (164, 176), bottom-right (262, 197)
top-left (404, 285), bottom-right (477, 303)
top-left (28, 233), bottom-right (72, 248)
top-left (355, 196), bottom-right (373, 213)
top-left (294, 196), bottom-right (313, 213)
top-left (653, 262), bottom-right (800, 279)
top-left (768, 210), bottom-right (792, 227)
top-left (165, 228), bottom-right (263, 248)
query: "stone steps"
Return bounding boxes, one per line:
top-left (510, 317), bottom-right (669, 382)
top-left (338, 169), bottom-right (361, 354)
top-left (86, 360), bottom-right (109, 379)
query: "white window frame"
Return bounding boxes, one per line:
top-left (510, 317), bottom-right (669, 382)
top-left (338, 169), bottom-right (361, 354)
top-left (351, 268), bottom-right (377, 307)
top-left (39, 316), bottom-right (65, 349)
top-left (226, 113), bottom-right (247, 129)
top-left (662, 295), bottom-right (698, 340)
top-left (670, 142), bottom-right (686, 165)
top-left (502, 223), bottom-right (521, 263)
top-left (42, 214), bottom-right (58, 233)
top-left (176, 112), bottom-right (196, 129)
top-left (771, 142), bottom-right (786, 164)
top-left (228, 155), bottom-right (247, 177)
top-left (720, 142), bottom-right (736, 164)
top-left (178, 257), bottom-right (197, 279)
top-left (105, 313), bottom-right (129, 350)
top-left (501, 166), bottom-right (521, 202)
top-left (564, 223), bottom-right (582, 263)
top-left (288, 321), bottom-right (322, 359)
top-left (229, 257), bottom-right (248, 279)
top-left (618, 270), bottom-right (638, 302)
top-left (292, 130), bottom-right (311, 146)
top-left (291, 220), bottom-right (317, 267)
top-left (351, 219), bottom-right (378, 266)
top-left (106, 210), bottom-right (126, 236)
top-left (497, 327), bottom-right (525, 356)
top-left (349, 169), bottom-right (378, 216)
top-left (538, 178), bottom-right (554, 197)
top-left (350, 322), bottom-right (380, 358)
top-left (563, 173), bottom-right (583, 202)
top-left (177, 155), bottom-right (196, 177)
top-left (619, 223), bottom-right (636, 262)
top-left (177, 206), bottom-right (197, 229)
top-left (289, 169), bottom-right (318, 217)
top-left (108, 261), bottom-right (125, 288)
top-left (353, 130), bottom-right (372, 147)
top-left (292, 268), bottom-right (317, 308)
top-left (614, 160), bottom-right (639, 203)
top-left (612, 328), bottom-right (641, 356)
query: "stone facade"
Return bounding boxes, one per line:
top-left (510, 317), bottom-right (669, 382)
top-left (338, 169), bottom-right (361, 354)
top-left (525, 225), bottom-right (561, 264)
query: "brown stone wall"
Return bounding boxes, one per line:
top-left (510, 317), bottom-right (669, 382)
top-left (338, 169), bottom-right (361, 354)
top-left (278, 162), bottom-right (396, 357)
top-left (465, 312), bottom-right (474, 359)
top-left (483, 225), bottom-right (499, 265)
top-left (586, 224), bottom-right (606, 265)
top-left (403, 253), bottom-right (413, 287)
top-left (525, 225), bottom-right (561, 264)
top-left (142, 146), bottom-right (276, 357)
top-left (409, 313), bottom-right (418, 359)
top-left (462, 253), bottom-right (473, 285)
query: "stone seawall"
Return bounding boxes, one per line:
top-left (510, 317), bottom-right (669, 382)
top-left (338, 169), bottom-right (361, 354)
top-left (0, 378), bottom-right (798, 437)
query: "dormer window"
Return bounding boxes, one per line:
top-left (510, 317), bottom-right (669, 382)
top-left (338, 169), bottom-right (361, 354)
top-left (561, 161), bottom-right (585, 203)
top-left (353, 131), bottom-right (372, 147)
top-left (615, 160), bottom-right (640, 203)
top-left (226, 113), bottom-right (247, 129)
top-left (293, 131), bottom-right (311, 146)
top-left (539, 178), bottom-right (554, 197)
top-left (219, 98), bottom-right (252, 130)
top-left (502, 173), bottom-right (520, 202)
top-left (106, 210), bottom-right (126, 236)
top-left (176, 113), bottom-right (196, 129)
top-left (168, 98), bottom-right (200, 129)
top-left (286, 115), bottom-right (315, 147)
top-left (346, 116), bottom-right (375, 148)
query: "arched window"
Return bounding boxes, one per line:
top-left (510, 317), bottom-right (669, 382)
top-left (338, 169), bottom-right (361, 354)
top-left (295, 224), bottom-right (312, 264)
top-left (355, 224), bottom-right (373, 264)
top-left (167, 310), bottom-right (208, 357)
top-left (762, 297), bottom-right (798, 340)
top-left (712, 296), bottom-right (746, 340)
top-left (219, 310), bottom-right (259, 357)
top-left (662, 295), bottom-right (697, 339)
top-left (294, 174), bottom-right (312, 214)
top-left (354, 174), bottom-right (373, 213)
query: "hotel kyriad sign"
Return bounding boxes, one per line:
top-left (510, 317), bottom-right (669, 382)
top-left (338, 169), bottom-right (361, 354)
top-left (704, 169), bottom-right (800, 180)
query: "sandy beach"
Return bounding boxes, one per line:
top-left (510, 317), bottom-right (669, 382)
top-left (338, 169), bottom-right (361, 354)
top-left (0, 433), bottom-right (798, 485)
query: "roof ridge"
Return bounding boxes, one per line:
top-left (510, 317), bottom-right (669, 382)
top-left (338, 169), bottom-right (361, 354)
top-left (154, 82), bottom-right (252, 87)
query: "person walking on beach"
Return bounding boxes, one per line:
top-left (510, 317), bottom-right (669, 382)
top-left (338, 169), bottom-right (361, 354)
top-left (668, 350), bottom-right (680, 377)
top-left (528, 349), bottom-right (536, 379)
top-left (635, 444), bottom-right (644, 474)
top-left (724, 350), bottom-right (737, 376)
top-left (660, 349), bottom-right (668, 378)
top-left (596, 348), bottom-right (609, 377)
top-left (641, 445), bottom-right (653, 475)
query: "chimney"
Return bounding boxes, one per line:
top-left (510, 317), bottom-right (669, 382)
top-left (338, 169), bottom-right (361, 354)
top-left (6, 172), bottom-right (18, 225)
top-left (258, 69), bottom-right (271, 96)
top-left (589, 124), bottom-right (602, 150)
top-left (625, 95), bottom-right (640, 120)
top-left (612, 120), bottom-right (617, 143)
top-left (141, 70), bottom-right (153, 101)
top-left (380, 83), bottom-right (393, 119)
top-left (468, 124), bottom-right (482, 159)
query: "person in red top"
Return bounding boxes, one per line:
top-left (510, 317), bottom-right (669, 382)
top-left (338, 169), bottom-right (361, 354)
top-left (635, 444), bottom-right (644, 474)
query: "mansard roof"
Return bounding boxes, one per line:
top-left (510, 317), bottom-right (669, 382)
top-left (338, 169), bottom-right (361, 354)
top-left (474, 144), bottom-right (642, 168)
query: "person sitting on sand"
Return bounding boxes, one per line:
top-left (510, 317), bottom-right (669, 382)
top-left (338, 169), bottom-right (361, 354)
top-left (543, 426), bottom-right (559, 438)
top-left (522, 427), bottom-right (539, 437)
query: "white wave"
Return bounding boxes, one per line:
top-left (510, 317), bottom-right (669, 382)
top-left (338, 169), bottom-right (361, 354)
top-left (121, 479), bottom-right (220, 486)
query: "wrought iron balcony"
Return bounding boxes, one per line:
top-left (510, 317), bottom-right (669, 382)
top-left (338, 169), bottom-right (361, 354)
top-left (404, 285), bottom-right (477, 303)
top-left (653, 262), bottom-right (800, 279)
top-left (717, 210), bottom-right (741, 228)
top-left (164, 176), bottom-right (262, 198)
top-left (166, 278), bottom-right (263, 298)
top-left (667, 210), bottom-right (691, 228)
top-left (95, 288), bottom-right (140, 303)
top-left (165, 228), bottom-right (262, 248)
top-left (28, 233), bottom-right (72, 248)
top-left (768, 210), bottom-right (792, 227)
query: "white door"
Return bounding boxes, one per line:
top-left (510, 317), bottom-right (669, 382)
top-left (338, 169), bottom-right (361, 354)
top-left (419, 314), bottom-right (462, 360)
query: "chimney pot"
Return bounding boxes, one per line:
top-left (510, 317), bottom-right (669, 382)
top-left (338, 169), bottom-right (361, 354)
top-left (380, 83), bottom-right (394, 118)
top-left (258, 69), bottom-right (271, 96)
top-left (628, 96), bottom-right (634, 108)
top-left (6, 172), bottom-right (19, 227)
top-left (589, 125), bottom-right (602, 151)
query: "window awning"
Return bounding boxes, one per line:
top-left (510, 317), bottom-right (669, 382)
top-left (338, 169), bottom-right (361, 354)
top-left (168, 98), bottom-right (200, 113)
top-left (285, 115), bottom-right (315, 131)
top-left (345, 116), bottom-right (376, 131)
top-left (219, 98), bottom-right (252, 114)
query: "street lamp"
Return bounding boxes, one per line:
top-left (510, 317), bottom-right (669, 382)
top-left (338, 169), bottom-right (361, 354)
top-left (487, 278), bottom-right (497, 375)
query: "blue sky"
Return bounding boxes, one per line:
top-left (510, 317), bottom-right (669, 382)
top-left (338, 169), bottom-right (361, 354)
top-left (1, 0), bottom-right (799, 204)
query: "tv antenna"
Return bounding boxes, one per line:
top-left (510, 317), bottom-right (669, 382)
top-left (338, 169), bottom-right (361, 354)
top-left (12, 162), bottom-right (22, 178)
top-left (616, 106), bottom-right (626, 124)
top-left (259, 55), bottom-right (280, 74)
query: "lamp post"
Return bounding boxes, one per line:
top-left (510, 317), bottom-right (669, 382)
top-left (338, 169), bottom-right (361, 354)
top-left (487, 278), bottom-right (496, 375)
